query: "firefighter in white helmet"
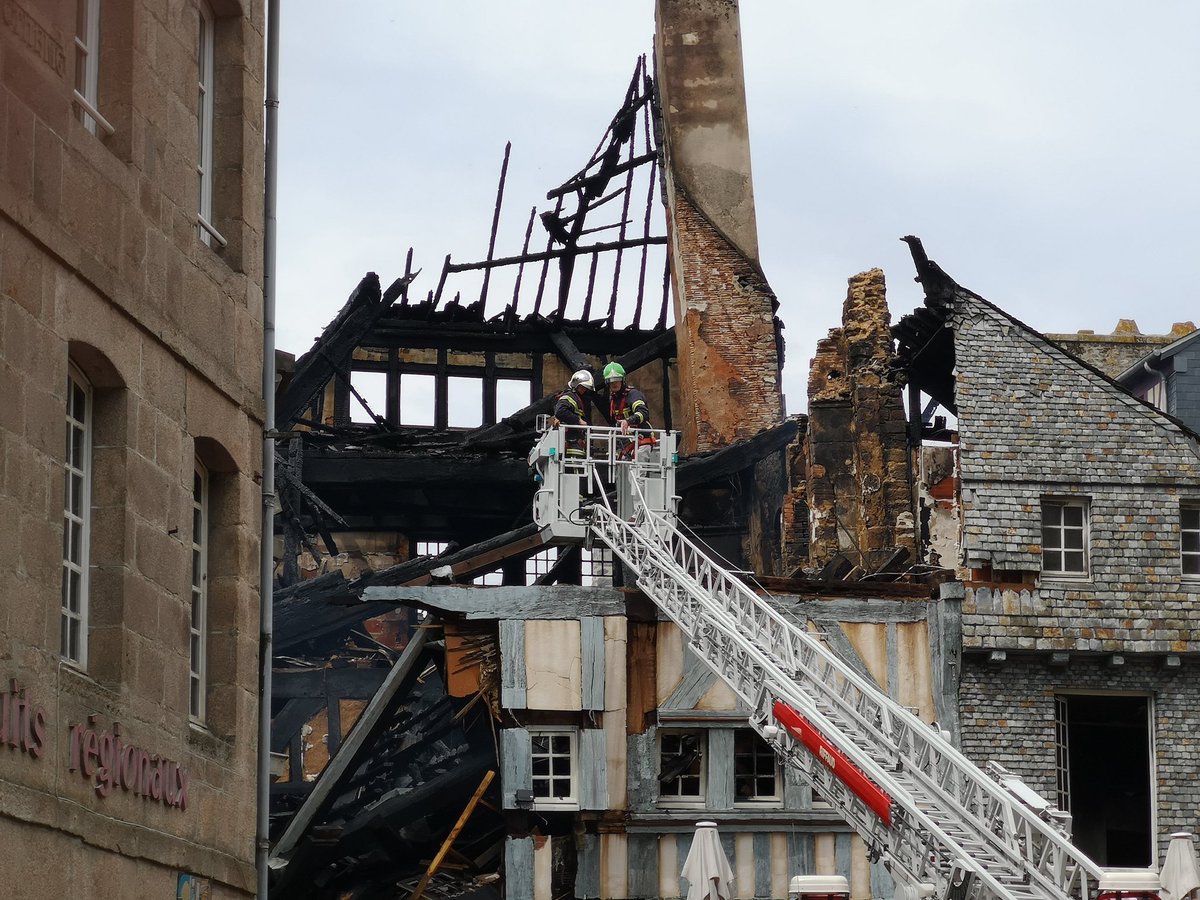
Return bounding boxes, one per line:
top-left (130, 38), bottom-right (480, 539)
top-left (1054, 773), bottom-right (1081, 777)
top-left (553, 370), bottom-right (594, 457)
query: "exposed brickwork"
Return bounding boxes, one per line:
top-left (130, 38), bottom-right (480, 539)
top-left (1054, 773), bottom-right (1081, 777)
top-left (941, 294), bottom-right (1200, 652)
top-left (801, 270), bottom-right (914, 573)
top-left (959, 654), bottom-right (1200, 853)
top-left (669, 189), bottom-right (783, 452)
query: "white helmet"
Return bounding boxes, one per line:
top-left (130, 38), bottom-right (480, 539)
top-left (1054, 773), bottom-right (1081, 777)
top-left (568, 370), bottom-right (594, 391)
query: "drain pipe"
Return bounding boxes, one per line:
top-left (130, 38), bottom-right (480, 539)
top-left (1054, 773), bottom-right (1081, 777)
top-left (257, 0), bottom-right (280, 894)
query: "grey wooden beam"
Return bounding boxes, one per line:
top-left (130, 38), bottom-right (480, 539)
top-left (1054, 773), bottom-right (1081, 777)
top-left (886, 621), bottom-right (900, 701)
top-left (361, 584), bottom-right (627, 620)
top-left (579, 728), bottom-right (608, 810)
top-left (628, 833), bottom-right (659, 899)
top-left (929, 581), bottom-right (963, 745)
top-left (581, 617), bottom-right (605, 711)
top-left (706, 728), bottom-right (735, 810)
top-left (500, 620), bottom-right (527, 709)
top-left (575, 833), bottom-right (601, 899)
top-left (501, 728), bottom-right (532, 809)
top-left (767, 597), bottom-right (929, 624)
top-left (505, 837), bottom-right (535, 900)
top-left (788, 832), bottom-right (815, 876)
top-left (271, 627), bottom-right (430, 862)
top-left (753, 832), bottom-right (772, 899)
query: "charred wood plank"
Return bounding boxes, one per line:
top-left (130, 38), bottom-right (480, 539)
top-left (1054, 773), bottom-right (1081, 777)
top-left (447, 236), bottom-right (667, 274)
top-left (548, 331), bottom-right (591, 375)
top-left (676, 419), bottom-right (799, 491)
top-left (272, 627), bottom-right (432, 861)
top-left (278, 273), bottom-right (412, 427)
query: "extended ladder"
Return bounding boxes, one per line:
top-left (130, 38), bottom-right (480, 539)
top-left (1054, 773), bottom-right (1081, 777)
top-left (529, 424), bottom-right (1104, 900)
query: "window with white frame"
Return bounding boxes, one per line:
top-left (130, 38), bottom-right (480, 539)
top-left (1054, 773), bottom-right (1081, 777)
top-left (581, 546), bottom-right (613, 587)
top-left (415, 540), bottom-right (448, 558)
top-left (196, 3), bottom-right (219, 247)
top-left (1041, 499), bottom-right (1088, 576)
top-left (659, 730), bottom-right (706, 803)
top-left (61, 366), bottom-right (93, 667)
top-left (525, 548), bottom-right (558, 584)
top-left (1182, 504), bottom-right (1200, 576)
top-left (190, 462), bottom-right (209, 722)
top-left (74, 0), bottom-right (109, 135)
top-left (734, 729), bottom-right (780, 804)
top-left (530, 729), bottom-right (577, 808)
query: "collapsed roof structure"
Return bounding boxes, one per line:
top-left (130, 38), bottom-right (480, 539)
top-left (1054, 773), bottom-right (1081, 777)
top-left (265, 2), bottom-right (1200, 898)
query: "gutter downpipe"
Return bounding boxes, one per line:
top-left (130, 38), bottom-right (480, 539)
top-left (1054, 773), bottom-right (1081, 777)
top-left (257, 0), bottom-right (280, 895)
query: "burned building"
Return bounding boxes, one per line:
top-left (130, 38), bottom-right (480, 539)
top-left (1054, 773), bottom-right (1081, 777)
top-left (264, 3), bottom-right (1199, 899)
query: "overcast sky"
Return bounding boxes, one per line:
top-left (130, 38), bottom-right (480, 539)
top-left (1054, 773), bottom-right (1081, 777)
top-left (276, 2), bottom-right (1200, 413)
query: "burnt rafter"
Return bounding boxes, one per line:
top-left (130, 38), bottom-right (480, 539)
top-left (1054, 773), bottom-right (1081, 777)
top-left (425, 54), bottom-right (668, 331)
top-left (892, 235), bottom-right (957, 413)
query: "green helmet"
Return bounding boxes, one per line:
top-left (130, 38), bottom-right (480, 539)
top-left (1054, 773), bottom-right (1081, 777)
top-left (603, 361), bottom-right (626, 383)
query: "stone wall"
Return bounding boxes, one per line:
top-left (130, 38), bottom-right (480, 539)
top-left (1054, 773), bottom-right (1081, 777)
top-left (1, 0), bottom-right (264, 894)
top-left (959, 654), bottom-right (1200, 852)
top-left (1045, 319), bottom-right (1194, 379)
top-left (802, 270), bottom-right (914, 574)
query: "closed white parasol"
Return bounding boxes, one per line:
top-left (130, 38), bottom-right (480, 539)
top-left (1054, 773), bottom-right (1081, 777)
top-left (681, 821), bottom-right (735, 900)
top-left (1162, 832), bottom-right (1200, 900)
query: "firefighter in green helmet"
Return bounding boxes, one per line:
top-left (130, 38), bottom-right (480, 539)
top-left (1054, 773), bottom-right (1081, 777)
top-left (603, 361), bottom-right (652, 435)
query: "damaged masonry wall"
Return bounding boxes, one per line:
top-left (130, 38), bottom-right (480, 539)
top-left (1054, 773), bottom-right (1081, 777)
top-left (786, 269), bottom-right (916, 577)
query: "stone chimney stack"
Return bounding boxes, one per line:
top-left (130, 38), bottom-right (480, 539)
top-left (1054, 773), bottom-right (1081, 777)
top-left (655, 0), bottom-right (784, 452)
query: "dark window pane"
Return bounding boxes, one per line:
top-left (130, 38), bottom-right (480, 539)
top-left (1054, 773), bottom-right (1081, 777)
top-left (1064, 551), bottom-right (1086, 572)
top-left (1063, 505), bottom-right (1084, 527)
top-left (1043, 550), bottom-right (1061, 572)
top-left (532, 756), bottom-right (549, 776)
top-left (532, 735), bottom-right (549, 754)
top-left (757, 777), bottom-right (776, 796)
top-left (551, 735), bottom-right (570, 754)
top-left (1183, 532), bottom-right (1200, 553)
top-left (681, 776), bottom-right (700, 795)
top-left (1042, 527), bottom-right (1060, 551)
top-left (1184, 554), bottom-right (1200, 575)
top-left (552, 778), bottom-right (571, 797)
top-left (532, 777), bottom-right (550, 797)
top-left (1064, 528), bottom-right (1084, 550)
top-left (1042, 504), bottom-right (1060, 526)
top-left (1183, 508), bottom-right (1200, 530)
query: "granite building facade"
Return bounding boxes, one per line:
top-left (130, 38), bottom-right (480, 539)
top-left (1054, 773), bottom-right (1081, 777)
top-left (0, 0), bottom-right (264, 895)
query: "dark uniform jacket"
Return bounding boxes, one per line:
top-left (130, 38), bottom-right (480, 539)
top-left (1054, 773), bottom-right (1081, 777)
top-left (554, 390), bottom-right (589, 454)
top-left (609, 386), bottom-right (651, 429)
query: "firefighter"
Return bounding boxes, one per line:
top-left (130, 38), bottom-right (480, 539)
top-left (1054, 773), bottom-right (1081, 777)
top-left (554, 369), bottom-right (594, 456)
top-left (603, 362), bottom-right (652, 434)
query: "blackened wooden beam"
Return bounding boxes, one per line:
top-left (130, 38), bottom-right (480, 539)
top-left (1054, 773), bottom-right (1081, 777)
top-left (676, 419), bottom-right (800, 491)
top-left (478, 142), bottom-right (511, 311)
top-left (546, 151), bottom-right (658, 200)
top-left (447, 236), bottom-right (667, 274)
top-left (273, 667), bottom-right (391, 700)
top-left (548, 331), bottom-right (591, 375)
top-left (272, 627), bottom-right (432, 860)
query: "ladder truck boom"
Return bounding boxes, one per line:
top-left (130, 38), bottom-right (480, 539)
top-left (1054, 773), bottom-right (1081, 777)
top-left (529, 423), bottom-right (1106, 900)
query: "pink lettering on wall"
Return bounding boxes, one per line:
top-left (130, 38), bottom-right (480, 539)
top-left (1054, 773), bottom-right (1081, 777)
top-left (67, 716), bottom-right (189, 811)
top-left (1, 679), bottom-right (47, 759)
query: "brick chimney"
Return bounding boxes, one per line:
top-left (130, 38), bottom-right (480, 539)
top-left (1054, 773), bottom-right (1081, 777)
top-left (655, 0), bottom-right (784, 452)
